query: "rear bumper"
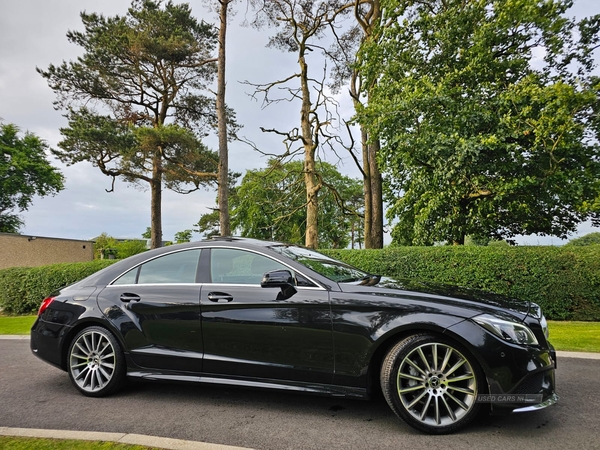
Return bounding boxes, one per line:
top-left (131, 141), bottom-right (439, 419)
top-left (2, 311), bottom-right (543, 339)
top-left (30, 317), bottom-right (71, 371)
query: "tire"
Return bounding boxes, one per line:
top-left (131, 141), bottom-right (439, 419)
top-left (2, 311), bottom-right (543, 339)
top-left (380, 333), bottom-right (483, 434)
top-left (67, 326), bottom-right (126, 397)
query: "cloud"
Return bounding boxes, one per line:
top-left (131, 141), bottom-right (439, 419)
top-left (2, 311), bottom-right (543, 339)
top-left (1, 0), bottom-right (599, 246)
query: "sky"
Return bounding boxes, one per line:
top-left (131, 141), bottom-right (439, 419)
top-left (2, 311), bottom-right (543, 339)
top-left (0, 0), bottom-right (599, 246)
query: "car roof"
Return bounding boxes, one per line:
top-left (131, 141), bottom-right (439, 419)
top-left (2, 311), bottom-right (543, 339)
top-left (200, 236), bottom-right (286, 247)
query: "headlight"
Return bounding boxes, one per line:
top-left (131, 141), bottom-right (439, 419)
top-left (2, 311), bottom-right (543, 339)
top-left (474, 314), bottom-right (539, 345)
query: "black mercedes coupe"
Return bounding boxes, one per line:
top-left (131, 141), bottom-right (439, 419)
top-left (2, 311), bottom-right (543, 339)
top-left (31, 237), bottom-right (557, 434)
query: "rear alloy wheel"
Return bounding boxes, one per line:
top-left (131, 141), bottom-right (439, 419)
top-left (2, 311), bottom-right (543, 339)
top-left (381, 333), bottom-right (482, 434)
top-left (68, 326), bottom-right (125, 397)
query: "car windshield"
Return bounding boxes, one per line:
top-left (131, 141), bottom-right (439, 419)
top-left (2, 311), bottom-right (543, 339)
top-left (270, 245), bottom-right (370, 283)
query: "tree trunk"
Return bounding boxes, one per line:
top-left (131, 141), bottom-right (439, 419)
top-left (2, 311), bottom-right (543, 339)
top-left (150, 154), bottom-right (163, 249)
top-left (368, 139), bottom-right (384, 248)
top-left (453, 235), bottom-right (466, 245)
top-left (359, 126), bottom-right (384, 249)
top-left (361, 126), bottom-right (373, 248)
top-left (351, 71), bottom-right (384, 248)
top-left (304, 155), bottom-right (319, 249)
top-left (217, 0), bottom-right (231, 237)
top-left (353, 0), bottom-right (384, 249)
top-left (299, 50), bottom-right (318, 249)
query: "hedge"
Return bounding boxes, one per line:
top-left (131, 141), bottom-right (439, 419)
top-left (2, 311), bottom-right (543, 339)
top-left (322, 246), bottom-right (600, 321)
top-left (0, 260), bottom-right (117, 315)
top-left (1, 246), bottom-right (599, 320)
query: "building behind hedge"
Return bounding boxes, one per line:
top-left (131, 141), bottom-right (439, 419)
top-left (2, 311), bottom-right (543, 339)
top-left (0, 233), bottom-right (93, 270)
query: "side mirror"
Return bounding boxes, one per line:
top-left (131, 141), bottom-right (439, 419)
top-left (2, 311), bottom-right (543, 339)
top-left (261, 270), bottom-right (297, 299)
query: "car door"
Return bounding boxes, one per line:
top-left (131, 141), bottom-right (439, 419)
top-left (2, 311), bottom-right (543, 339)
top-left (200, 247), bottom-right (334, 384)
top-left (97, 248), bottom-right (203, 372)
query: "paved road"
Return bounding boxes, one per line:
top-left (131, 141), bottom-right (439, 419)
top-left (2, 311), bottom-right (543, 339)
top-left (1, 339), bottom-right (599, 450)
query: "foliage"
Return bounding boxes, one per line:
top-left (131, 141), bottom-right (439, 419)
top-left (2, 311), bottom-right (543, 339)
top-left (40, 0), bottom-right (219, 129)
top-left (93, 232), bottom-right (147, 259)
top-left (323, 245), bottom-right (600, 321)
top-left (565, 232), bottom-right (600, 246)
top-left (0, 123), bottom-right (64, 233)
top-left (464, 235), bottom-right (491, 246)
top-left (327, 0), bottom-right (386, 249)
top-left (193, 170), bottom-right (240, 239)
top-left (358, 0), bottom-right (600, 245)
top-left (231, 160), bottom-right (363, 248)
top-left (174, 229), bottom-right (193, 243)
top-left (114, 239), bottom-right (148, 258)
top-left (56, 112), bottom-right (220, 193)
top-left (487, 239), bottom-right (510, 247)
top-left (0, 260), bottom-right (116, 315)
top-left (194, 209), bottom-right (220, 239)
top-left (3, 245), bottom-right (599, 321)
top-left (246, 0), bottom-right (355, 248)
top-left (141, 227), bottom-right (152, 239)
top-left (92, 232), bottom-right (118, 259)
top-left (39, 0), bottom-right (225, 248)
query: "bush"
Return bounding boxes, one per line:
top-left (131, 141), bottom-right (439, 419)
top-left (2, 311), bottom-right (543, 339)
top-left (565, 232), bottom-right (600, 247)
top-left (93, 232), bottom-right (118, 259)
top-left (0, 260), bottom-right (116, 315)
top-left (322, 246), bottom-right (600, 321)
top-left (114, 240), bottom-right (148, 259)
top-left (92, 232), bottom-right (148, 259)
top-left (2, 246), bottom-right (599, 320)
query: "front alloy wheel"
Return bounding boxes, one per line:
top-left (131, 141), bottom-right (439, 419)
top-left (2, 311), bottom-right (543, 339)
top-left (381, 334), bottom-right (482, 434)
top-left (68, 326), bottom-right (125, 397)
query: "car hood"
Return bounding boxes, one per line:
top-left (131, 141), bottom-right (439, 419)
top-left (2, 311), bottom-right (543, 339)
top-left (339, 276), bottom-right (530, 318)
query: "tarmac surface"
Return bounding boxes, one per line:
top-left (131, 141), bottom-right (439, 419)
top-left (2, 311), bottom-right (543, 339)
top-left (0, 335), bottom-right (600, 450)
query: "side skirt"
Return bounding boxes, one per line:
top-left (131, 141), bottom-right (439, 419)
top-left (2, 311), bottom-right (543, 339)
top-left (126, 370), bottom-right (368, 399)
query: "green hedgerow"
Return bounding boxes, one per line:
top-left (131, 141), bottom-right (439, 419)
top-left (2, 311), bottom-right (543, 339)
top-left (323, 245), bottom-right (600, 321)
top-left (0, 260), bottom-right (116, 315)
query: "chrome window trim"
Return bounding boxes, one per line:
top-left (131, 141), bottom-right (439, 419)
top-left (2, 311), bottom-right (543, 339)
top-left (104, 282), bottom-right (323, 291)
top-left (105, 283), bottom-right (202, 288)
top-left (108, 247), bottom-right (201, 286)
top-left (107, 245), bottom-right (326, 290)
top-left (206, 283), bottom-right (324, 291)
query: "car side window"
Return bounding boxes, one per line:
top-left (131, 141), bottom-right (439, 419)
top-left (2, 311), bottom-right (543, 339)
top-left (113, 249), bottom-right (201, 285)
top-left (210, 248), bottom-right (288, 285)
top-left (112, 267), bottom-right (138, 285)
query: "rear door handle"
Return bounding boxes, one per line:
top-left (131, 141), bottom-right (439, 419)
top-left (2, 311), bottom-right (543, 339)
top-left (120, 293), bottom-right (141, 303)
top-left (207, 292), bottom-right (233, 303)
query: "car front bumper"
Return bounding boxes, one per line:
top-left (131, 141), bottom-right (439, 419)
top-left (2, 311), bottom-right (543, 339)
top-left (513, 392), bottom-right (559, 412)
top-left (445, 319), bottom-right (558, 414)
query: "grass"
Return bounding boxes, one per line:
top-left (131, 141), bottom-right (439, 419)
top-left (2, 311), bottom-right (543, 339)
top-left (0, 436), bottom-right (158, 450)
top-left (1, 315), bottom-right (598, 352)
top-left (547, 320), bottom-right (600, 353)
top-left (0, 315), bottom-right (36, 334)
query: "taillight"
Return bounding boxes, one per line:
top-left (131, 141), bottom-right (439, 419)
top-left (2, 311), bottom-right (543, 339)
top-left (38, 296), bottom-right (55, 316)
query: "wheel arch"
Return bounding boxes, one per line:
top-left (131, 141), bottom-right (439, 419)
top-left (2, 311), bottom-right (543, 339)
top-left (60, 318), bottom-right (125, 371)
top-left (365, 319), bottom-right (489, 398)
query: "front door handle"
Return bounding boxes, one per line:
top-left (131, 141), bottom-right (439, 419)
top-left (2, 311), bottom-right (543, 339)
top-left (120, 293), bottom-right (141, 303)
top-left (207, 292), bottom-right (233, 303)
